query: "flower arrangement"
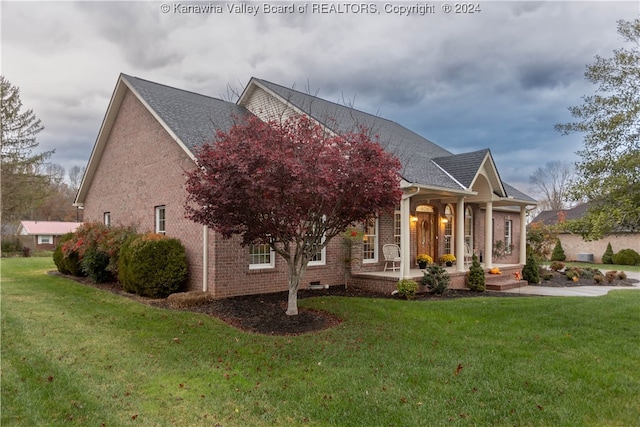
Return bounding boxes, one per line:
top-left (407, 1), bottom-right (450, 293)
top-left (489, 267), bottom-right (502, 275)
top-left (439, 254), bottom-right (456, 264)
top-left (416, 254), bottom-right (433, 264)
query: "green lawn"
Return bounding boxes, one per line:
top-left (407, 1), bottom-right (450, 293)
top-left (561, 261), bottom-right (640, 273)
top-left (2, 257), bottom-right (640, 426)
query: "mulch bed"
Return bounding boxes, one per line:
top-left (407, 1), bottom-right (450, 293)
top-left (49, 270), bottom-right (638, 336)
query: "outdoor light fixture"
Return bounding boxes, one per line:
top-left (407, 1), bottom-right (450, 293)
top-left (410, 215), bottom-right (418, 222)
top-left (441, 218), bottom-right (449, 224)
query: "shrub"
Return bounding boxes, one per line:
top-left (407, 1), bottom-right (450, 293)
top-left (21, 246), bottom-right (31, 257)
top-left (1, 237), bottom-right (21, 253)
top-left (618, 271), bottom-right (627, 280)
top-left (466, 254), bottom-right (485, 292)
top-left (566, 268), bottom-right (580, 281)
top-left (593, 274), bottom-right (604, 284)
top-left (396, 279), bottom-right (418, 299)
top-left (81, 248), bottom-right (113, 283)
top-left (550, 261), bottom-right (565, 272)
top-left (550, 240), bottom-right (566, 262)
top-left (118, 233), bottom-right (188, 298)
top-left (54, 232), bottom-right (84, 276)
top-left (542, 273), bottom-right (553, 281)
top-left (581, 267), bottom-right (602, 280)
top-left (612, 249), bottom-right (640, 266)
top-left (421, 265), bottom-right (450, 295)
top-left (602, 243), bottom-right (614, 264)
top-left (167, 291), bottom-right (214, 309)
top-left (605, 270), bottom-right (618, 283)
top-left (522, 253), bottom-right (540, 284)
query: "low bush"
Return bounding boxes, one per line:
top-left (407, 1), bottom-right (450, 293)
top-left (602, 243), bottom-right (614, 264)
top-left (421, 265), bottom-right (450, 295)
top-left (618, 271), bottom-right (627, 280)
top-left (605, 270), bottom-right (618, 283)
top-left (593, 274), bottom-right (604, 284)
top-left (119, 233), bottom-right (188, 298)
top-left (581, 267), bottom-right (602, 280)
top-left (167, 291), bottom-right (214, 309)
top-left (542, 273), bottom-right (553, 281)
top-left (396, 279), bottom-right (418, 300)
top-left (54, 232), bottom-right (84, 276)
top-left (612, 249), bottom-right (640, 266)
top-left (566, 268), bottom-right (581, 281)
top-left (81, 248), bottom-right (113, 284)
top-left (465, 254), bottom-right (485, 291)
top-left (550, 261), bottom-right (565, 272)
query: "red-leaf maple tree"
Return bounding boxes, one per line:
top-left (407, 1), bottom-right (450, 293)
top-left (184, 114), bottom-right (402, 315)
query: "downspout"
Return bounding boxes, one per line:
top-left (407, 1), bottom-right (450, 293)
top-left (202, 225), bottom-right (208, 292)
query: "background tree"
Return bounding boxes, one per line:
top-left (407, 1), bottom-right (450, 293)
top-left (185, 114), bottom-right (402, 315)
top-left (529, 161), bottom-right (574, 211)
top-left (556, 19), bottom-right (640, 239)
top-left (1, 75), bottom-right (53, 231)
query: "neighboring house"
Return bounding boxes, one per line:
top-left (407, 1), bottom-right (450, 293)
top-left (532, 204), bottom-right (640, 263)
top-left (74, 74), bottom-right (537, 298)
top-left (17, 221), bottom-right (82, 252)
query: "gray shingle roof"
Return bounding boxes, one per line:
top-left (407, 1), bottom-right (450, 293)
top-left (432, 149), bottom-right (489, 188)
top-left (121, 74), bottom-right (535, 203)
top-left (252, 78), bottom-right (465, 190)
top-left (122, 74), bottom-right (248, 152)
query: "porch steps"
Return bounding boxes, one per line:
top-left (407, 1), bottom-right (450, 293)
top-left (485, 279), bottom-right (528, 291)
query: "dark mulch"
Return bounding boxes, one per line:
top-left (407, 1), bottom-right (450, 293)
top-left (49, 270), bottom-right (637, 336)
top-left (533, 269), bottom-right (638, 288)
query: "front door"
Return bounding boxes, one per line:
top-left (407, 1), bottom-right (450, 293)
top-left (416, 212), bottom-right (436, 262)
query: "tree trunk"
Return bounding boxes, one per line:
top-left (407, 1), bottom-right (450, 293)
top-left (286, 284), bottom-right (299, 316)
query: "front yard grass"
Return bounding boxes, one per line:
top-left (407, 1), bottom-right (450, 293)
top-left (2, 257), bottom-right (640, 426)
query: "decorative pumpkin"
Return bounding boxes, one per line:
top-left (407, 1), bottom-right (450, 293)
top-left (489, 267), bottom-right (502, 275)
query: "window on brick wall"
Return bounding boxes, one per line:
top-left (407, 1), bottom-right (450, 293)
top-left (38, 235), bottom-right (53, 244)
top-left (104, 212), bottom-right (111, 227)
top-left (505, 219), bottom-right (513, 254)
top-left (308, 236), bottom-right (326, 266)
top-left (444, 205), bottom-right (454, 254)
top-left (155, 206), bottom-right (166, 234)
top-left (249, 244), bottom-right (275, 269)
top-left (394, 210), bottom-right (401, 247)
top-left (362, 216), bottom-right (378, 263)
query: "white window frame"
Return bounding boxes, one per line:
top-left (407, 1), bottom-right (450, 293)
top-left (37, 235), bottom-right (53, 245)
top-left (444, 205), bottom-right (454, 254)
top-left (104, 212), bottom-right (111, 227)
top-left (155, 205), bottom-right (166, 234)
top-left (505, 219), bottom-right (513, 254)
top-left (249, 244), bottom-right (275, 269)
top-left (308, 236), bottom-right (327, 267)
top-left (362, 216), bottom-right (379, 264)
top-left (464, 206), bottom-right (473, 251)
top-left (394, 210), bottom-right (401, 248)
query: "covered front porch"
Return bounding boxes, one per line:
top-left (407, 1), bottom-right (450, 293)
top-left (349, 263), bottom-right (526, 294)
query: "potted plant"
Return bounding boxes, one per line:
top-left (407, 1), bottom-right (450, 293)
top-left (439, 253), bottom-right (456, 267)
top-left (416, 254), bottom-right (432, 269)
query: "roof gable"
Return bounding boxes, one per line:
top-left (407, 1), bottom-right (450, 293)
top-left (75, 74), bottom-right (248, 205)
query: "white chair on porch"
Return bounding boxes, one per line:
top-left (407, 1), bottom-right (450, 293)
top-left (464, 243), bottom-right (473, 266)
top-left (382, 244), bottom-right (401, 271)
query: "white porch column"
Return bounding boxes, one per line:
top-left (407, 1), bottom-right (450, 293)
top-left (400, 193), bottom-right (412, 279)
top-left (455, 196), bottom-right (465, 272)
top-left (519, 205), bottom-right (527, 265)
top-left (484, 201), bottom-right (493, 269)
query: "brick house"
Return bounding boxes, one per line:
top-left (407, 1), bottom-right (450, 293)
top-left (17, 221), bottom-right (82, 252)
top-left (74, 74), bottom-right (537, 297)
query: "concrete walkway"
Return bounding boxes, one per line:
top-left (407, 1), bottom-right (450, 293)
top-left (500, 269), bottom-right (640, 297)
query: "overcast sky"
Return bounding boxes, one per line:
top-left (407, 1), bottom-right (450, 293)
top-left (2, 1), bottom-right (637, 197)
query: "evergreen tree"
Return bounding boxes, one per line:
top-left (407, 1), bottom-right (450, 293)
top-left (467, 254), bottom-right (485, 292)
top-left (602, 242), bottom-right (614, 264)
top-left (522, 253), bottom-right (540, 284)
top-left (550, 240), bottom-right (566, 262)
top-left (1, 75), bottom-right (53, 230)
